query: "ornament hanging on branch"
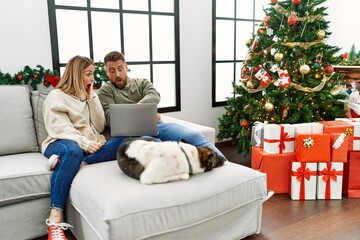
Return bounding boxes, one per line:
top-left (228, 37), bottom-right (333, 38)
top-left (274, 52), bottom-right (284, 62)
top-left (277, 69), bottom-right (291, 88)
top-left (264, 102), bottom-right (274, 112)
top-left (300, 64), bottom-right (310, 74)
top-left (325, 65), bottom-right (334, 74)
top-left (255, 69), bottom-right (272, 87)
top-left (317, 29), bottom-right (326, 40)
top-left (292, 0), bottom-right (301, 5)
top-left (287, 12), bottom-right (297, 25)
top-left (282, 106), bottom-right (289, 119)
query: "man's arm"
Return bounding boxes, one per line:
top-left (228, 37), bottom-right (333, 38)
top-left (137, 79), bottom-right (161, 104)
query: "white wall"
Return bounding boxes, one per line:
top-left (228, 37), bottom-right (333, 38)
top-left (0, 0), bottom-right (358, 139)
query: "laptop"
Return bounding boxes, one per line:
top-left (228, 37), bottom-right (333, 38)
top-left (109, 103), bottom-right (158, 137)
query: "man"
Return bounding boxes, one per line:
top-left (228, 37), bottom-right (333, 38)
top-left (97, 51), bottom-right (225, 158)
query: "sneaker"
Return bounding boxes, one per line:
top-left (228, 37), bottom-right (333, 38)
top-left (47, 154), bottom-right (60, 171)
top-left (46, 219), bottom-right (73, 240)
top-left (263, 189), bottom-right (275, 202)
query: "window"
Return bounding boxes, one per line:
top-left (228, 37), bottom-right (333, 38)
top-left (212, 0), bottom-right (268, 106)
top-left (47, 0), bottom-right (180, 112)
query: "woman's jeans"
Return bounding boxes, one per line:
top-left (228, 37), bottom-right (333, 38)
top-left (157, 122), bottom-right (225, 158)
top-left (44, 136), bottom-right (125, 210)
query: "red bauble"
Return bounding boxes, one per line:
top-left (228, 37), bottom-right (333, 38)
top-left (270, 0), bottom-right (277, 3)
top-left (33, 74), bottom-right (38, 79)
top-left (292, 0), bottom-right (301, 5)
top-left (287, 13), bottom-right (297, 25)
top-left (240, 119), bottom-right (249, 129)
top-left (17, 74), bottom-right (23, 81)
top-left (253, 65), bottom-right (261, 73)
top-left (325, 65), bottom-right (334, 74)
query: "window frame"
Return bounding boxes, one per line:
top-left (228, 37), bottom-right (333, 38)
top-left (212, 0), bottom-right (263, 107)
top-left (47, 0), bottom-right (181, 113)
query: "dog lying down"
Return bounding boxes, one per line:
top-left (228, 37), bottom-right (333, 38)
top-left (117, 138), bottom-right (226, 184)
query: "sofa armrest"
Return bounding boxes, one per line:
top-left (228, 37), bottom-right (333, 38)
top-left (161, 115), bottom-right (216, 145)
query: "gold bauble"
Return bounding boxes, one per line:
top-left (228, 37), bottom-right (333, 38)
top-left (300, 64), bottom-right (310, 74)
top-left (274, 52), bottom-right (284, 62)
top-left (246, 81), bottom-right (254, 89)
top-left (315, 73), bottom-right (321, 79)
top-left (317, 30), bottom-right (325, 40)
top-left (264, 102), bottom-right (274, 112)
top-left (246, 39), bottom-right (252, 46)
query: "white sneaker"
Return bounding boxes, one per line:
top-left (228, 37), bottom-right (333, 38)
top-left (47, 154), bottom-right (60, 171)
top-left (263, 189), bottom-right (275, 202)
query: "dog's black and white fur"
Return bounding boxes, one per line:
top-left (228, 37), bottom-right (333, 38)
top-left (117, 138), bottom-right (226, 184)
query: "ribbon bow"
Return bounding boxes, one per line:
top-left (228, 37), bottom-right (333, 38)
top-left (320, 168), bottom-right (342, 183)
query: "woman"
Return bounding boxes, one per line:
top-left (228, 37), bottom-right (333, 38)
top-left (42, 55), bottom-right (124, 239)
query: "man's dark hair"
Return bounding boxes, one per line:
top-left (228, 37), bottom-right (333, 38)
top-left (104, 51), bottom-right (125, 64)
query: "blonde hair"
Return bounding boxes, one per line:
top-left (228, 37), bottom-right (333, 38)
top-left (56, 55), bottom-right (94, 100)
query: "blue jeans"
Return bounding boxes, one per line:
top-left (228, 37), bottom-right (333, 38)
top-left (157, 122), bottom-right (225, 158)
top-left (44, 136), bottom-right (125, 210)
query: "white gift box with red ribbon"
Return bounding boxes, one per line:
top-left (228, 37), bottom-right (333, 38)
top-left (263, 124), bottom-right (295, 154)
top-left (290, 162), bottom-right (317, 200)
top-left (317, 162), bottom-right (343, 200)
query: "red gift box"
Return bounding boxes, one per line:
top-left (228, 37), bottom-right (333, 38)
top-left (295, 134), bottom-right (330, 162)
top-left (343, 151), bottom-right (360, 198)
top-left (319, 121), bottom-right (354, 151)
top-left (251, 146), bottom-right (296, 193)
top-left (330, 133), bottom-right (348, 162)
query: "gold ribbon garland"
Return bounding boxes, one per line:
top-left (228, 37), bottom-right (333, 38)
top-left (274, 3), bottom-right (323, 22)
top-left (241, 73), bottom-right (335, 93)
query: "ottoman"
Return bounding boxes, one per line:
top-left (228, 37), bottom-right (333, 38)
top-left (66, 160), bottom-right (267, 240)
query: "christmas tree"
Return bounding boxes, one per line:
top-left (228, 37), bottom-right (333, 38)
top-left (217, 0), bottom-right (346, 155)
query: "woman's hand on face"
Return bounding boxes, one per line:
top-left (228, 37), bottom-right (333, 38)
top-left (87, 141), bottom-right (104, 154)
top-left (86, 82), bottom-right (94, 100)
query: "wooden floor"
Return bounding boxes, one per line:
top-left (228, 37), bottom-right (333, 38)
top-left (36, 144), bottom-right (360, 240)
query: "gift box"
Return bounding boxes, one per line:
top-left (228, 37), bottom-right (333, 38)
top-left (295, 134), bottom-right (330, 162)
top-left (330, 133), bottom-right (349, 162)
top-left (335, 122), bottom-right (360, 151)
top-left (335, 118), bottom-right (360, 122)
top-left (251, 146), bottom-right (296, 193)
top-left (343, 151), bottom-right (360, 198)
top-left (307, 122), bottom-right (324, 134)
top-left (263, 124), bottom-right (295, 154)
top-left (290, 161), bottom-right (317, 200)
top-left (319, 121), bottom-right (354, 151)
top-left (317, 162), bottom-right (343, 200)
top-left (250, 121), bottom-right (268, 147)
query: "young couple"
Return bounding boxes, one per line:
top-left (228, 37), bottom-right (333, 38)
top-left (43, 51), bottom-right (226, 239)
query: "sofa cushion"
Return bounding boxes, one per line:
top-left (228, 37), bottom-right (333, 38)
top-left (31, 91), bottom-right (50, 150)
top-left (68, 161), bottom-right (267, 239)
top-left (0, 86), bottom-right (38, 155)
top-left (0, 152), bottom-right (52, 206)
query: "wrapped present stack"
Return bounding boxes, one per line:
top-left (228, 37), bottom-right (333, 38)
top-left (251, 119), bottom-right (360, 200)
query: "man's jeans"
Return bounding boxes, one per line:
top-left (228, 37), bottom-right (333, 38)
top-left (44, 137), bottom-right (125, 210)
top-left (157, 122), bottom-right (224, 158)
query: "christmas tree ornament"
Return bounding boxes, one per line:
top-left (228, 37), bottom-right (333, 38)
top-left (267, 28), bottom-right (274, 36)
top-left (241, 66), bottom-right (250, 79)
top-left (274, 52), bottom-right (284, 61)
top-left (246, 81), bottom-right (254, 89)
top-left (317, 29), bottom-right (325, 40)
top-left (282, 107), bottom-right (289, 119)
top-left (271, 0), bottom-right (277, 3)
top-left (257, 28), bottom-right (266, 35)
top-left (298, 102), bottom-right (303, 109)
top-left (315, 73), bottom-right (321, 79)
top-left (287, 12), bottom-right (297, 25)
top-left (17, 74), bottom-right (23, 81)
top-left (313, 62), bottom-right (320, 68)
top-left (300, 64), bottom-right (310, 74)
top-left (246, 39), bottom-right (252, 47)
top-left (325, 65), bottom-right (334, 74)
top-left (240, 119), bottom-right (249, 128)
top-left (277, 69), bottom-right (291, 87)
top-left (255, 69), bottom-right (272, 86)
top-left (264, 102), bottom-right (274, 112)
top-left (253, 65), bottom-right (261, 72)
top-left (292, 0), bottom-right (301, 5)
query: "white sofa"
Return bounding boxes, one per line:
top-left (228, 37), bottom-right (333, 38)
top-left (0, 85), bottom-right (267, 240)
